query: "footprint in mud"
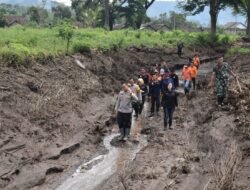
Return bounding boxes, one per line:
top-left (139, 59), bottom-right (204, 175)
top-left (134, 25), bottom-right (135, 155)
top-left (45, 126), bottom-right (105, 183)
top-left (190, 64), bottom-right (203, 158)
top-left (110, 136), bottom-right (140, 148)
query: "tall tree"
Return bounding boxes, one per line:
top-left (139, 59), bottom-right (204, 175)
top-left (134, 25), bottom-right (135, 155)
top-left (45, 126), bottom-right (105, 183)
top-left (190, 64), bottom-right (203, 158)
top-left (230, 0), bottom-right (250, 36)
top-left (52, 6), bottom-right (72, 20)
top-left (104, 0), bottom-right (109, 29)
top-left (179, 0), bottom-right (235, 34)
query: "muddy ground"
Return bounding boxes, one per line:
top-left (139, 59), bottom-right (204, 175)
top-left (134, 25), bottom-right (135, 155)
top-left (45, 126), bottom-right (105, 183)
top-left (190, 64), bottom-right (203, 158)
top-left (0, 45), bottom-right (249, 190)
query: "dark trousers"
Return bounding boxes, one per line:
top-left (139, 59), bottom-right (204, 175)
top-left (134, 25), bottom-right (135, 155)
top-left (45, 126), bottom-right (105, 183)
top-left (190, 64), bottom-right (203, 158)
top-left (192, 77), bottom-right (196, 90)
top-left (164, 107), bottom-right (175, 127)
top-left (217, 96), bottom-right (225, 105)
top-left (132, 102), bottom-right (139, 117)
top-left (151, 96), bottom-right (160, 114)
top-left (139, 96), bottom-right (146, 114)
top-left (117, 112), bottom-right (132, 137)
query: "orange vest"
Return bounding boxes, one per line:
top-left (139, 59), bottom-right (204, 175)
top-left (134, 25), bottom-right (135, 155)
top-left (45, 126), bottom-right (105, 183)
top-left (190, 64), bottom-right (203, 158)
top-left (193, 57), bottom-right (200, 66)
top-left (182, 67), bottom-right (191, 80)
top-left (190, 66), bottom-right (197, 78)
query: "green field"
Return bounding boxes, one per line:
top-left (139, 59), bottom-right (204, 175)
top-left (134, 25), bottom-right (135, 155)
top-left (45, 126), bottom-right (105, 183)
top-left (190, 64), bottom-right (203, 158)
top-left (0, 26), bottom-right (239, 64)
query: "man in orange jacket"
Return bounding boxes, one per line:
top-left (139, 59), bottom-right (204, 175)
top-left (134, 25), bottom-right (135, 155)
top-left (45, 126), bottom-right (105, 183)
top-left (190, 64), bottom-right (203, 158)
top-left (189, 62), bottom-right (198, 90)
top-left (181, 65), bottom-right (191, 95)
top-left (193, 54), bottom-right (200, 69)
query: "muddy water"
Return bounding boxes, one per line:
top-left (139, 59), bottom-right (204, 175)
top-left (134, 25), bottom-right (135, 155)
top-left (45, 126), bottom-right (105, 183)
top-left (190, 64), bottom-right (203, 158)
top-left (56, 110), bottom-right (148, 190)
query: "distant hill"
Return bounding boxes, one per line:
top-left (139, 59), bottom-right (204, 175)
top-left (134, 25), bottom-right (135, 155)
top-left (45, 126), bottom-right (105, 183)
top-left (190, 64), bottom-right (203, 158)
top-left (147, 1), bottom-right (245, 26)
top-left (0, 0), bottom-right (62, 9)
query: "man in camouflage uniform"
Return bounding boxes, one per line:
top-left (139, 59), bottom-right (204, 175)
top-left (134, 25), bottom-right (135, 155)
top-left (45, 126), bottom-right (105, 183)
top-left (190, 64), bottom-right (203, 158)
top-left (209, 55), bottom-right (237, 106)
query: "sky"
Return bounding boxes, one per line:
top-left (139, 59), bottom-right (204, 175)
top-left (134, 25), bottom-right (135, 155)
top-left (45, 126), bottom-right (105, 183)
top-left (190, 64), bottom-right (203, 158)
top-left (54, 0), bottom-right (177, 6)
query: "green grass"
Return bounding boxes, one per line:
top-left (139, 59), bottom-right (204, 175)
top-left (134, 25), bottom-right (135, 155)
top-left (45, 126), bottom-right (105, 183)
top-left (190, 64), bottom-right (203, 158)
top-left (227, 47), bottom-right (250, 55)
top-left (0, 26), bottom-right (240, 65)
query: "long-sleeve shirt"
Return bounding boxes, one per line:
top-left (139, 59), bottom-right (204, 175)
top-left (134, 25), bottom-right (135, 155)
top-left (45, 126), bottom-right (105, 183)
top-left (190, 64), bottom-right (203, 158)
top-left (161, 90), bottom-right (178, 108)
top-left (149, 80), bottom-right (161, 98)
top-left (115, 91), bottom-right (138, 113)
top-left (130, 84), bottom-right (142, 102)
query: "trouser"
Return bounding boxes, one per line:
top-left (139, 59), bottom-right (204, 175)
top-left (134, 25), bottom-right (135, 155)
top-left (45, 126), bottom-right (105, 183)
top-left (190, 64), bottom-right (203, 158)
top-left (217, 96), bottom-right (225, 105)
top-left (117, 112), bottom-right (132, 137)
top-left (164, 107), bottom-right (175, 128)
top-left (132, 102), bottom-right (139, 117)
top-left (216, 79), bottom-right (228, 105)
top-left (184, 80), bottom-right (190, 94)
top-left (139, 95), bottom-right (146, 114)
top-left (192, 77), bottom-right (196, 90)
top-left (150, 96), bottom-right (160, 114)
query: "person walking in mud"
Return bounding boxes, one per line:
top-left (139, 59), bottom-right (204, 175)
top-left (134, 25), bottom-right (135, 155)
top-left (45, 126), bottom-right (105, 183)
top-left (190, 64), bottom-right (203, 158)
top-left (193, 54), bottom-right (200, 69)
top-left (181, 65), bottom-right (191, 95)
top-left (115, 84), bottom-right (138, 141)
top-left (138, 68), bottom-right (150, 87)
top-left (149, 73), bottom-right (161, 117)
top-left (161, 82), bottom-right (178, 130)
top-left (208, 55), bottom-right (237, 106)
top-left (129, 79), bottom-right (142, 119)
top-left (138, 78), bottom-right (148, 115)
top-left (177, 42), bottom-right (184, 57)
top-left (190, 62), bottom-right (198, 90)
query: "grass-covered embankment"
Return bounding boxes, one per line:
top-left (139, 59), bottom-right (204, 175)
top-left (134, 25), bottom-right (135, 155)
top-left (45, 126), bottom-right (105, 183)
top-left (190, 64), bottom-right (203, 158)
top-left (0, 26), bottom-right (239, 65)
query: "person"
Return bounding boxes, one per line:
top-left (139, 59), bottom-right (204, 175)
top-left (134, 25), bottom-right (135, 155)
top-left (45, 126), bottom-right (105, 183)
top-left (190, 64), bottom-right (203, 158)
top-left (149, 74), bottom-right (161, 117)
top-left (162, 61), bottom-right (171, 74)
top-left (138, 68), bottom-right (150, 86)
top-left (177, 43), bottom-right (184, 57)
top-left (161, 72), bottom-right (174, 93)
top-left (129, 79), bottom-right (142, 119)
top-left (208, 56), bottom-right (237, 106)
top-left (170, 68), bottom-right (179, 88)
top-left (159, 68), bottom-right (165, 80)
top-left (182, 65), bottom-right (191, 95)
top-left (193, 54), bottom-right (200, 69)
top-left (190, 62), bottom-right (198, 90)
top-left (138, 78), bottom-right (148, 115)
top-left (115, 83), bottom-right (138, 141)
top-left (161, 82), bottom-right (178, 130)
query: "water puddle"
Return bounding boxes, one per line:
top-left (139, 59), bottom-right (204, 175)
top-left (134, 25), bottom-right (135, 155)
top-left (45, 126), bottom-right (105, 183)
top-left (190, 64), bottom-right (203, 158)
top-left (56, 110), bottom-right (148, 190)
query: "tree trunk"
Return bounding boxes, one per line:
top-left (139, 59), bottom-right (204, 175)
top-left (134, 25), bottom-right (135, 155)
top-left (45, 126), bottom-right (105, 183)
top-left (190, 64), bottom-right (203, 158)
top-left (104, 0), bottom-right (109, 30)
top-left (209, 0), bottom-right (218, 35)
top-left (247, 15), bottom-right (250, 36)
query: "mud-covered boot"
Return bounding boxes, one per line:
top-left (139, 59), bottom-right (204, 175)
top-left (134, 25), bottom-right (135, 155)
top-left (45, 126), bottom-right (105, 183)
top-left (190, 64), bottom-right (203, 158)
top-left (118, 128), bottom-right (125, 140)
top-left (126, 128), bottom-right (131, 138)
top-left (169, 121), bottom-right (173, 130)
top-left (164, 121), bottom-right (167, 131)
top-left (123, 128), bottom-right (130, 141)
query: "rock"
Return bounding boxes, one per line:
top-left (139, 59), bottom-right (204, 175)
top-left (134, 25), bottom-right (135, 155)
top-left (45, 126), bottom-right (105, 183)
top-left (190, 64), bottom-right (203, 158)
top-left (6, 168), bottom-right (46, 190)
top-left (45, 165), bottom-right (64, 175)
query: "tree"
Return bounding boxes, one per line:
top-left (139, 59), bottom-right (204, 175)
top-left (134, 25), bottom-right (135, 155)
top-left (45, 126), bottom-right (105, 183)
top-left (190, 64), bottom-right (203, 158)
top-left (58, 21), bottom-right (74, 53)
top-left (179, 0), bottom-right (235, 34)
top-left (27, 6), bottom-right (48, 25)
top-left (52, 6), bottom-right (72, 20)
top-left (0, 12), bottom-right (6, 27)
top-left (230, 0), bottom-right (250, 36)
top-left (28, 6), bottom-right (40, 24)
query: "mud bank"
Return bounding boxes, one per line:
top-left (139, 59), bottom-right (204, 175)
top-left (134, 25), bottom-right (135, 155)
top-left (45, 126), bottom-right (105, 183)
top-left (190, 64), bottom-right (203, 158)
top-left (0, 46), bottom-right (218, 190)
top-left (95, 55), bottom-right (250, 190)
top-left (1, 45), bottom-right (249, 190)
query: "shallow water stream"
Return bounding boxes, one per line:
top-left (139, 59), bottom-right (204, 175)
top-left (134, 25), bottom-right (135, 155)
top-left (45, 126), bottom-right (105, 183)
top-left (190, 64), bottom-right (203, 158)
top-left (56, 109), bottom-right (148, 190)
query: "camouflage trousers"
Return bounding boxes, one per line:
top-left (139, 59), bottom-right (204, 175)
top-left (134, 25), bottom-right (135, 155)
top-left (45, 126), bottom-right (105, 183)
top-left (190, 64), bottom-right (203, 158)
top-left (216, 79), bottom-right (228, 98)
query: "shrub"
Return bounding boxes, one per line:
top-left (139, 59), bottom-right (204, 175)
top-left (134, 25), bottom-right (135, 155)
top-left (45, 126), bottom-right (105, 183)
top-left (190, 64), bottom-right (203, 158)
top-left (73, 42), bottom-right (91, 53)
top-left (0, 50), bottom-right (24, 66)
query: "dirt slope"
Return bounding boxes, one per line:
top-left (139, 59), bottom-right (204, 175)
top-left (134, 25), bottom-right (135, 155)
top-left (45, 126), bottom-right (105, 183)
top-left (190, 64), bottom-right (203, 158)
top-left (0, 47), bottom-right (206, 190)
